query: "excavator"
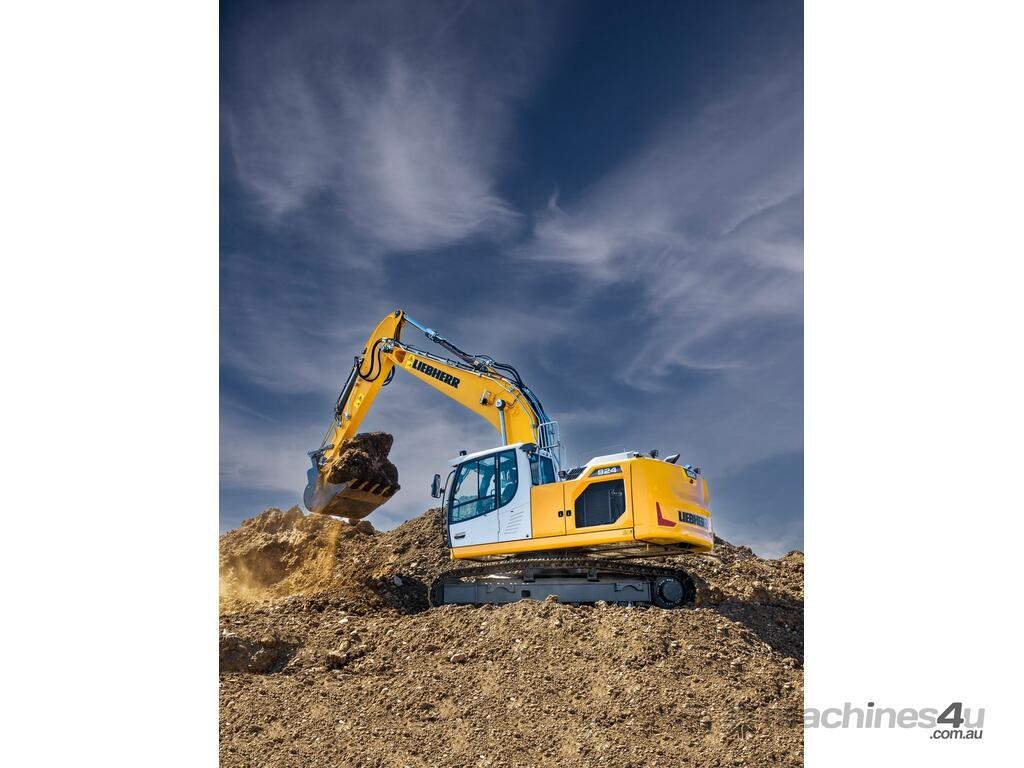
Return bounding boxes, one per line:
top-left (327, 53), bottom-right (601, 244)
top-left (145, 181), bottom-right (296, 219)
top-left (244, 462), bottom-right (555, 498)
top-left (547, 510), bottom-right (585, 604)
top-left (304, 309), bottom-right (713, 608)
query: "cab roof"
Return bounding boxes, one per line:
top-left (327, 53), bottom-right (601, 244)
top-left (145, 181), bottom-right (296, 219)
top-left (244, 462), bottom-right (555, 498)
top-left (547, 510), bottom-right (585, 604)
top-left (447, 443), bottom-right (528, 467)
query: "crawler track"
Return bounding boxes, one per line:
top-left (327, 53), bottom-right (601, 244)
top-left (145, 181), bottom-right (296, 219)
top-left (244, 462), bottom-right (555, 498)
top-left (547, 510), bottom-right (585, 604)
top-left (429, 556), bottom-right (695, 608)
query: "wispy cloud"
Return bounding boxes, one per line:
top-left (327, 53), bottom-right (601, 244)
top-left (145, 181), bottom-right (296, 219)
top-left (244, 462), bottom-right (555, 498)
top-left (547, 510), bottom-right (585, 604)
top-left (220, 407), bottom-right (322, 495)
top-left (521, 72), bottom-right (802, 381)
top-left (513, 71), bottom-right (804, 485)
top-left (219, 249), bottom-right (388, 396)
top-left (224, 0), bottom-right (554, 252)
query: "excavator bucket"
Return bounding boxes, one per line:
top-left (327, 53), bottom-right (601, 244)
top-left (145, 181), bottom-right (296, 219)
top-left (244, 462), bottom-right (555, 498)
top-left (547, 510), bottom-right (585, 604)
top-left (303, 432), bottom-right (401, 519)
top-left (303, 466), bottom-right (397, 519)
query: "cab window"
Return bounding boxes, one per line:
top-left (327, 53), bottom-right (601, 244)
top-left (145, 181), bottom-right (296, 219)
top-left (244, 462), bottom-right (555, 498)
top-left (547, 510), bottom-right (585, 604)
top-left (529, 454), bottom-right (555, 485)
top-left (449, 450), bottom-right (518, 523)
top-left (498, 451), bottom-right (518, 505)
top-left (450, 458), bottom-right (495, 522)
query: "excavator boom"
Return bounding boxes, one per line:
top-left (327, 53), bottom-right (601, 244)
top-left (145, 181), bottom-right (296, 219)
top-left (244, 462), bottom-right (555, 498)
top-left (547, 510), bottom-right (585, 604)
top-left (304, 310), bottom-right (558, 518)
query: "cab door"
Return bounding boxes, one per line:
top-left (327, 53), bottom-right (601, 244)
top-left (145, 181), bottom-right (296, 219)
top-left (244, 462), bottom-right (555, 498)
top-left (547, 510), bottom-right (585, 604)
top-left (447, 455), bottom-right (499, 547)
top-left (496, 450), bottom-right (532, 542)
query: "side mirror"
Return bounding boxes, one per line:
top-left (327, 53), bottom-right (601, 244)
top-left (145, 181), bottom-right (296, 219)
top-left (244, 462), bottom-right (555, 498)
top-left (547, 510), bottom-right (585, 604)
top-left (430, 473), bottom-right (442, 499)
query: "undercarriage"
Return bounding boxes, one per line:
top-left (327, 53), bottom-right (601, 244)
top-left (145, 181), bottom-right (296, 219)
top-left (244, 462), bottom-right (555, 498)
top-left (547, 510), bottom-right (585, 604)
top-left (429, 556), bottom-right (695, 608)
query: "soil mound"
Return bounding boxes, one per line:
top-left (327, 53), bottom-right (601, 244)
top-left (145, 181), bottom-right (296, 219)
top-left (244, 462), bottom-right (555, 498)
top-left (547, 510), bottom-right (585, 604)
top-left (219, 505), bottom-right (450, 613)
top-left (219, 508), bottom-right (345, 604)
top-left (219, 506), bottom-right (803, 766)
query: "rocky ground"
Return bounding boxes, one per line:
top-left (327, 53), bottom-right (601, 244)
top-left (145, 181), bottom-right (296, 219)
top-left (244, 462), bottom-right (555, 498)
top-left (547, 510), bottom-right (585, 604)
top-left (220, 507), bottom-right (804, 767)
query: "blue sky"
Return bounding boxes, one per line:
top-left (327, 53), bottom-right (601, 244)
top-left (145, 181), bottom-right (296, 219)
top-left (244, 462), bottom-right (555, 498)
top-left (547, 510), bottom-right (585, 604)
top-left (220, 0), bottom-right (803, 556)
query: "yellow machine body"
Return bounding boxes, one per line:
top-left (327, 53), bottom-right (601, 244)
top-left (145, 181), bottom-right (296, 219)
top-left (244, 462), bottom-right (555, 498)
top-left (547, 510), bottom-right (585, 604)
top-left (447, 454), bottom-right (712, 560)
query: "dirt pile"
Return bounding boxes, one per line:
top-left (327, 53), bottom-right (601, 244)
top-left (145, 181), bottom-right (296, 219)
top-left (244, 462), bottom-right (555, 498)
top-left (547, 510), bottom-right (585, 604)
top-left (326, 432), bottom-right (400, 490)
top-left (219, 505), bottom-right (448, 613)
top-left (220, 508), bottom-right (804, 767)
top-left (219, 508), bottom-right (345, 604)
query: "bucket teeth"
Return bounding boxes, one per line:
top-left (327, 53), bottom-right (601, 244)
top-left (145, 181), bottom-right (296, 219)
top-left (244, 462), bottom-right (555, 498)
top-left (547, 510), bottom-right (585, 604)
top-left (304, 474), bottom-right (397, 520)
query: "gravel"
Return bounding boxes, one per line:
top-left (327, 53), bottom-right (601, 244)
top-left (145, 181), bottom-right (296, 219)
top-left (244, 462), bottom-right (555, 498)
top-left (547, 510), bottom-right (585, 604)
top-left (220, 506), bottom-right (804, 767)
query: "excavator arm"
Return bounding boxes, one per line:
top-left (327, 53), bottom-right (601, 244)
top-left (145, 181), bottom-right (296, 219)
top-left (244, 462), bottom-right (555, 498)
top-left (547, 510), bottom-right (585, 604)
top-left (304, 310), bottom-right (558, 518)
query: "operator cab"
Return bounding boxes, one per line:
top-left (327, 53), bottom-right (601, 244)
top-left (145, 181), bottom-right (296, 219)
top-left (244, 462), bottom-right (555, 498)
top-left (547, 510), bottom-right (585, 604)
top-left (431, 443), bottom-right (557, 549)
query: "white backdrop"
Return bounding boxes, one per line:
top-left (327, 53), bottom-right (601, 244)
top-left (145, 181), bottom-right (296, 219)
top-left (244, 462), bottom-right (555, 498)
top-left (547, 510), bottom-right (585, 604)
top-left (805, 1), bottom-right (1024, 764)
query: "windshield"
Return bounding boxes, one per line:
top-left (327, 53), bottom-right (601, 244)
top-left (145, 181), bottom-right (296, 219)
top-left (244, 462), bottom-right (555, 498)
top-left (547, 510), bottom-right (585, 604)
top-left (450, 457), bottom-right (496, 522)
top-left (449, 450), bottom-right (518, 523)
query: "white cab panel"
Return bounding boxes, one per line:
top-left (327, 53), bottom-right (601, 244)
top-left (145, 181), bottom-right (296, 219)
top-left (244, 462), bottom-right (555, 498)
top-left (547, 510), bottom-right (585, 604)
top-left (448, 446), bottom-right (533, 548)
top-left (448, 508), bottom-right (497, 548)
top-left (497, 450), bottom-right (533, 542)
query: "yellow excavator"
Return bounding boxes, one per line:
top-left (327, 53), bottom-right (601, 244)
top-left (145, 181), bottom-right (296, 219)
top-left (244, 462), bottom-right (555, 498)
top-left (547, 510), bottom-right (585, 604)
top-left (304, 309), bottom-right (713, 607)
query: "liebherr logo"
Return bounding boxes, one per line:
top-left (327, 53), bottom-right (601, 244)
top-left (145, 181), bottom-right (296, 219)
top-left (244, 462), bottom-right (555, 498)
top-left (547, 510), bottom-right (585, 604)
top-left (411, 358), bottom-right (460, 389)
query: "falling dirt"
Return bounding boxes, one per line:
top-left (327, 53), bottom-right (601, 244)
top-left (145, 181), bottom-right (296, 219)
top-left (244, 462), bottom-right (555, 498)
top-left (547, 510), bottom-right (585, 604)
top-left (220, 507), bottom-right (804, 767)
top-left (219, 508), bottom-right (345, 605)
